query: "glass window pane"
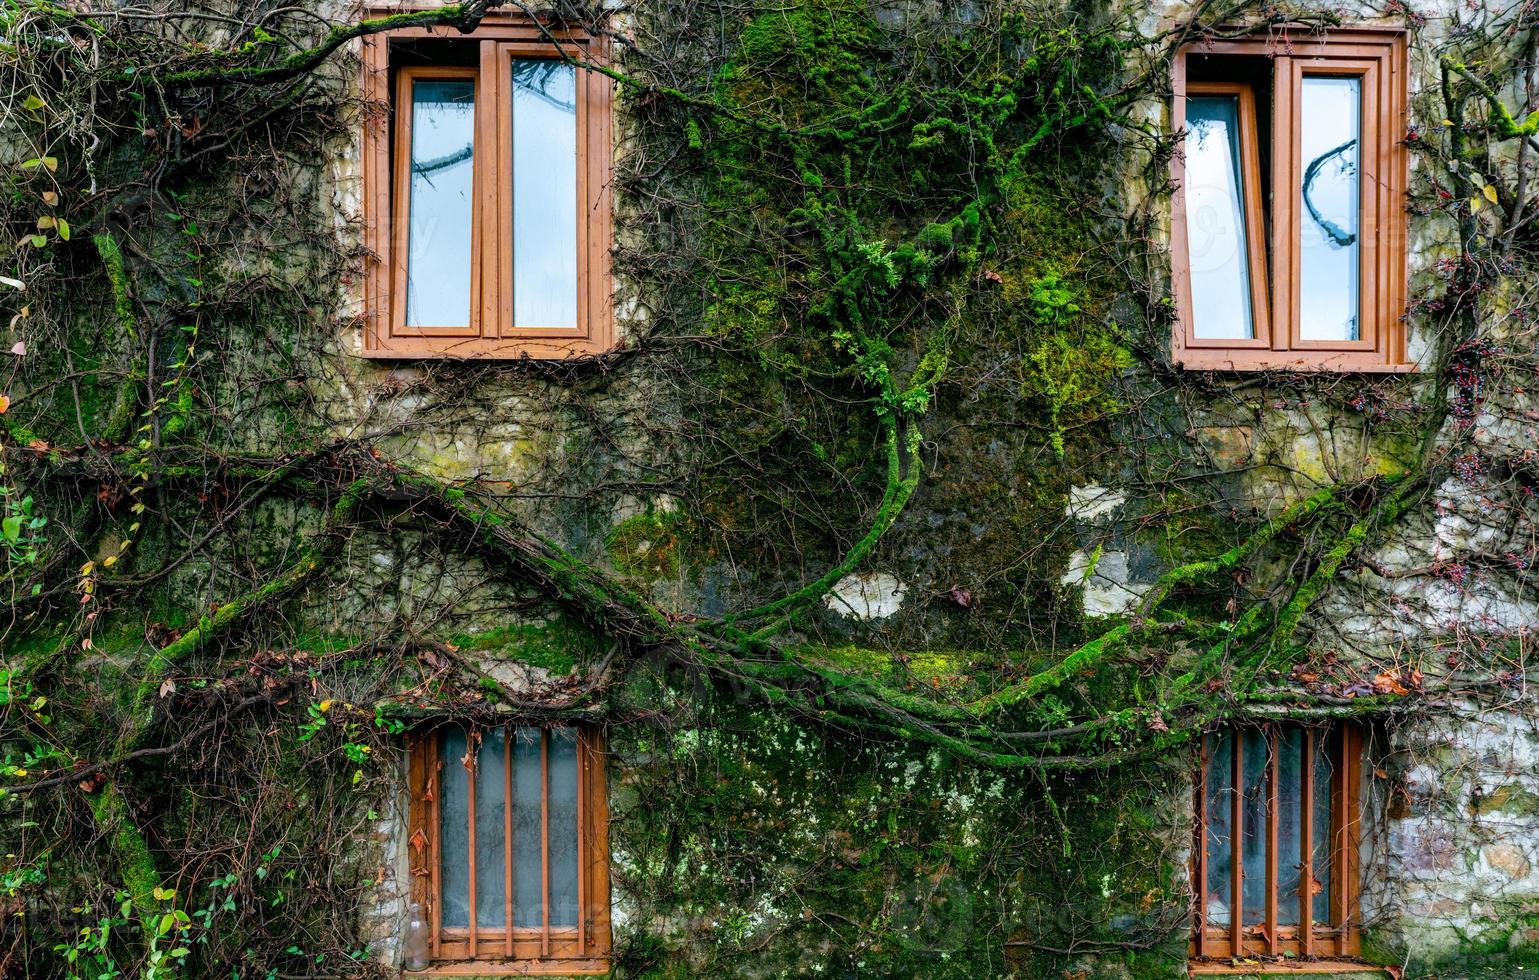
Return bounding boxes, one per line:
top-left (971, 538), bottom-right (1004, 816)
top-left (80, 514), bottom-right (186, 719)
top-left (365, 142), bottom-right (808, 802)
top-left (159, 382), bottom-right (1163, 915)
top-left (439, 726), bottom-right (471, 929)
top-left (1205, 733), bottom-right (1235, 927)
top-left (511, 60), bottom-right (578, 329)
top-left (1184, 95), bottom-right (1256, 340)
top-left (1241, 729), bottom-right (1267, 925)
top-left (1313, 732), bottom-right (1336, 924)
top-left (548, 728), bottom-right (581, 927)
top-left (1298, 76), bottom-right (1361, 341)
top-left (475, 728), bottom-right (508, 928)
top-left (513, 727), bottom-right (544, 928)
top-left (405, 78), bottom-right (476, 328)
top-left (1277, 729), bottom-right (1304, 925)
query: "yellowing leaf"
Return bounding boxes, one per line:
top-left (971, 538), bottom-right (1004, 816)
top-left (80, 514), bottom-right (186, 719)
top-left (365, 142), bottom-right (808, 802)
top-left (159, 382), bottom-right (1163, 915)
top-left (41, 191), bottom-right (57, 206)
top-left (56, 218), bottom-right (69, 241)
top-left (34, 216), bottom-right (53, 230)
top-left (80, 561), bottom-right (95, 576)
top-left (0, 394), bottom-right (10, 414)
top-left (1484, 183), bottom-right (1499, 204)
top-left (101, 555), bottom-right (116, 568)
top-left (318, 699), bottom-right (334, 713)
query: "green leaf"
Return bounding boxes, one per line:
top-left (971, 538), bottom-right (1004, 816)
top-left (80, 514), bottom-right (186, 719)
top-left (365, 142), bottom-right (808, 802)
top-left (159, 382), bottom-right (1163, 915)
top-left (55, 218), bottom-right (69, 241)
top-left (2, 516), bottom-right (21, 543)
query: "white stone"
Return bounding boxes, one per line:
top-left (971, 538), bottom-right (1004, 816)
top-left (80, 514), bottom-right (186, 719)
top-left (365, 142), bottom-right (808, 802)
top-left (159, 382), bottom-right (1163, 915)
top-left (1060, 549), bottom-right (1148, 617)
top-left (1066, 484), bottom-right (1127, 522)
top-left (825, 572), bottom-right (906, 620)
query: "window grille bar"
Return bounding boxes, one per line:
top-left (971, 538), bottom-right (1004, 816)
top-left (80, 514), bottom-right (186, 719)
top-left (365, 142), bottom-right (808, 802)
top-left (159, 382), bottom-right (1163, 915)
top-left (1266, 725), bottom-right (1279, 955)
top-left (430, 741), bottom-right (443, 960)
top-left (578, 729), bottom-right (588, 953)
top-left (1194, 733), bottom-right (1210, 957)
top-left (505, 725), bottom-right (514, 958)
top-left (466, 731), bottom-right (478, 959)
top-left (1230, 731), bottom-right (1244, 958)
top-left (1335, 728), bottom-right (1351, 951)
top-left (542, 727), bottom-right (551, 958)
top-left (1300, 727), bottom-right (1315, 956)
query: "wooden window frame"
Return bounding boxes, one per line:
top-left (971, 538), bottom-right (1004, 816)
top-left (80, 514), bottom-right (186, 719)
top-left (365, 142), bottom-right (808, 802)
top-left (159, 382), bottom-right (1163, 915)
top-left (1189, 723), bottom-right (1364, 972)
top-left (361, 9), bottom-right (614, 359)
top-left (406, 724), bottom-right (611, 976)
top-left (1170, 28), bottom-right (1409, 373)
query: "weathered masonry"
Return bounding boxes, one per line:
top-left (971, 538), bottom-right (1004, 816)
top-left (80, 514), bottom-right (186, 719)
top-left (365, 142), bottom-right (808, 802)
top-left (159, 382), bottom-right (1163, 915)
top-left (3, 0), bottom-right (1539, 978)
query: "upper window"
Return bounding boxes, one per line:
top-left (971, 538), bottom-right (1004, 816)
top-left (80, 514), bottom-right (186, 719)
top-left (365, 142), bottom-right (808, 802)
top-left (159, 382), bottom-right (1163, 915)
top-left (361, 12), bottom-right (613, 358)
top-left (406, 724), bottom-right (610, 973)
top-left (1190, 723), bottom-right (1363, 970)
top-left (1171, 30), bottom-right (1408, 371)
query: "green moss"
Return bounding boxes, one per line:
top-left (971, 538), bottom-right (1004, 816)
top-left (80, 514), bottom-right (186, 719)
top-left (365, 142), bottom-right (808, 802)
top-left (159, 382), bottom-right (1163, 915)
top-left (1473, 782), bottom-right (1539, 816)
top-left (448, 617), bottom-right (608, 676)
top-left (606, 510), bottom-right (683, 582)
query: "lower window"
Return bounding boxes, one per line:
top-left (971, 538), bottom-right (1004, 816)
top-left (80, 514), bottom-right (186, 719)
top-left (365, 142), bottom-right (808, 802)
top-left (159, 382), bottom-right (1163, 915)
top-left (407, 724), bottom-right (610, 973)
top-left (1191, 723), bottom-right (1363, 963)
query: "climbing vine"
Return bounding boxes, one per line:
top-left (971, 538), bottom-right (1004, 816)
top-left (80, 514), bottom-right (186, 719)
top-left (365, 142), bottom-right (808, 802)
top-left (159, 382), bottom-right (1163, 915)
top-left (0, 0), bottom-right (1537, 974)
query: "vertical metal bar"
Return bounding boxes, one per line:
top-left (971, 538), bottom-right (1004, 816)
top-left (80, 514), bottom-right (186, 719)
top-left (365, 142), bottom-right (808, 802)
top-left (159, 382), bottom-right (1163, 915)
top-left (1195, 733), bottom-right (1210, 958)
top-left (1336, 727), bottom-right (1350, 954)
top-left (1266, 726), bottom-right (1279, 955)
top-left (1300, 727), bottom-right (1315, 956)
top-left (578, 728), bottom-right (588, 953)
top-left (542, 728), bottom-right (551, 958)
top-left (1232, 730), bottom-right (1245, 958)
top-left (430, 733), bottom-right (443, 961)
top-left (466, 731), bottom-right (478, 959)
top-left (505, 726), bottom-right (514, 958)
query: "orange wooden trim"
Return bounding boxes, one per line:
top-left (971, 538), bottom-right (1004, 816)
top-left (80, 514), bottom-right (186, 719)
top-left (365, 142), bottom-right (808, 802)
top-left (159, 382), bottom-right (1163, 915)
top-left (1175, 81), bottom-right (1272, 351)
top-left (405, 958), bottom-right (611, 977)
top-left (359, 14), bottom-right (614, 360)
top-left (584, 727), bottom-right (612, 957)
top-left (390, 66), bottom-right (484, 339)
top-left (1283, 58), bottom-right (1381, 354)
top-left (1192, 723), bottom-right (1363, 964)
top-left (1170, 29), bottom-right (1411, 373)
top-left (1189, 962), bottom-right (1396, 976)
top-left (407, 723), bottom-right (611, 969)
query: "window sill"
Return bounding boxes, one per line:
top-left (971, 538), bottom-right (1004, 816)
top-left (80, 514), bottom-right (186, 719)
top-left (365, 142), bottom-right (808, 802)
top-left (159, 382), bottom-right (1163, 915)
top-left (1188, 960), bottom-right (1398, 977)
top-left (404, 957), bottom-right (610, 977)
top-left (1173, 352), bottom-right (1415, 373)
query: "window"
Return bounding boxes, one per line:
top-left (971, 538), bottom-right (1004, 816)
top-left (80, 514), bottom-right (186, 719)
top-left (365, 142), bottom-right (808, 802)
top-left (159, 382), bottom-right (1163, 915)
top-left (1171, 29), bottom-right (1408, 371)
top-left (361, 11), bottom-right (613, 358)
top-left (406, 724), bottom-right (611, 973)
top-left (1190, 724), bottom-right (1363, 968)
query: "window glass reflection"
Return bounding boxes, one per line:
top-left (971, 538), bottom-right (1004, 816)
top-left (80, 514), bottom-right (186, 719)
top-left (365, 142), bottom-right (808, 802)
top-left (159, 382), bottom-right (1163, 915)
top-left (406, 79), bottom-right (476, 328)
top-left (512, 60), bottom-right (578, 329)
top-left (1298, 76), bottom-right (1361, 341)
top-left (1205, 732), bottom-right (1235, 926)
top-left (1184, 95), bottom-right (1256, 340)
